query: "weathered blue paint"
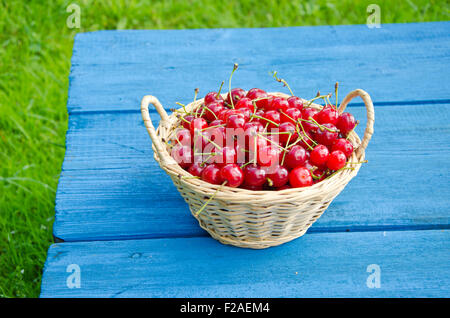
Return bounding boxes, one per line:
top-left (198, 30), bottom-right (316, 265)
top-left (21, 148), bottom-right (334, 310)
top-left (67, 22), bottom-right (450, 113)
top-left (40, 230), bottom-right (450, 297)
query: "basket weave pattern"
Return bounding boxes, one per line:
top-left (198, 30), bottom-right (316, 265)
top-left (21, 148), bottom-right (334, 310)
top-left (141, 90), bottom-right (374, 249)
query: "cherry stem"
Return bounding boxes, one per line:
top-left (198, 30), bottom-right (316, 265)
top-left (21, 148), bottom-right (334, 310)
top-left (266, 178), bottom-right (273, 187)
top-left (216, 81), bottom-right (224, 98)
top-left (294, 121), bottom-right (316, 150)
top-left (251, 114), bottom-right (280, 127)
top-left (195, 131), bottom-right (222, 150)
top-left (346, 120), bottom-right (360, 140)
top-left (193, 88), bottom-right (199, 104)
top-left (256, 133), bottom-right (289, 152)
top-left (201, 124), bottom-right (225, 131)
top-left (228, 63), bottom-right (239, 109)
top-left (177, 115), bottom-right (190, 124)
top-left (176, 102), bottom-right (189, 114)
top-left (306, 94), bottom-right (332, 107)
top-left (202, 105), bottom-right (218, 120)
top-left (194, 181), bottom-right (227, 216)
top-left (335, 82), bottom-right (339, 109)
top-left (272, 71), bottom-right (294, 96)
top-left (281, 133), bottom-right (292, 166)
top-left (310, 169), bottom-right (325, 180)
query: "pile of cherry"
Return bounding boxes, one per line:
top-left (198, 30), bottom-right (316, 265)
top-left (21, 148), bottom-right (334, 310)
top-left (169, 87), bottom-right (357, 190)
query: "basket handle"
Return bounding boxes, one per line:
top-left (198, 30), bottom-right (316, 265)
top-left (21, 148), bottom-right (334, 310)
top-left (141, 95), bottom-right (177, 166)
top-left (337, 89), bottom-right (375, 158)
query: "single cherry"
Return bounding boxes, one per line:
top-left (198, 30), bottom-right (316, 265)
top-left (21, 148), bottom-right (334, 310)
top-left (226, 88), bottom-right (246, 106)
top-left (171, 145), bottom-right (192, 169)
top-left (336, 112), bottom-right (356, 136)
top-left (287, 96), bottom-right (303, 110)
top-left (220, 163), bottom-right (244, 187)
top-left (204, 92), bottom-right (224, 106)
top-left (204, 101), bottom-right (224, 122)
top-left (243, 164), bottom-right (267, 187)
top-left (190, 117), bottom-right (208, 136)
top-left (289, 167), bottom-right (313, 188)
top-left (201, 164), bottom-right (222, 185)
top-left (175, 128), bottom-right (191, 146)
top-left (327, 150), bottom-right (347, 171)
top-left (285, 145), bottom-right (307, 169)
top-left (263, 110), bottom-right (281, 129)
top-left (182, 115), bottom-right (195, 129)
top-left (267, 165), bottom-right (289, 187)
top-left (314, 123), bottom-right (339, 146)
top-left (281, 107), bottom-right (301, 124)
top-left (331, 138), bottom-right (354, 158)
top-left (187, 162), bottom-right (205, 177)
top-left (278, 122), bottom-right (297, 146)
top-left (316, 106), bottom-right (339, 125)
top-left (310, 144), bottom-right (330, 167)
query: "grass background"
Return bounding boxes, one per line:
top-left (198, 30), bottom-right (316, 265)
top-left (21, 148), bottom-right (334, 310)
top-left (0, 0), bottom-right (448, 298)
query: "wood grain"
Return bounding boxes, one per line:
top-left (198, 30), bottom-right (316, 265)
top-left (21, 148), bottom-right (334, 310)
top-left (40, 229), bottom-right (450, 298)
top-left (67, 22), bottom-right (450, 113)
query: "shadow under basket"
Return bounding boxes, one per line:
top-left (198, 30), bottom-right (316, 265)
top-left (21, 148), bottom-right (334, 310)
top-left (141, 89), bottom-right (375, 249)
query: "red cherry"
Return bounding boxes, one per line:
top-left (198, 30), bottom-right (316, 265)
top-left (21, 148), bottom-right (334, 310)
top-left (235, 97), bottom-right (255, 112)
top-left (278, 122), bottom-right (297, 146)
top-left (281, 107), bottom-right (301, 124)
top-left (301, 108), bottom-right (320, 132)
top-left (336, 112), bottom-right (356, 136)
top-left (237, 107), bottom-right (252, 121)
top-left (262, 110), bottom-right (281, 129)
top-left (190, 117), bottom-right (208, 136)
top-left (327, 150), bottom-right (347, 171)
top-left (204, 92), bottom-right (224, 106)
top-left (201, 164), bottom-right (222, 185)
top-left (187, 162), bottom-right (205, 177)
top-left (214, 146), bottom-right (236, 166)
top-left (285, 145), bottom-right (307, 169)
top-left (289, 167), bottom-right (313, 188)
top-left (246, 88), bottom-right (269, 109)
top-left (316, 106), bottom-right (339, 125)
top-left (171, 145), bottom-right (192, 169)
top-left (257, 145), bottom-right (280, 167)
top-left (331, 138), bottom-right (354, 158)
top-left (267, 165), bottom-right (289, 187)
top-left (287, 96), bottom-right (303, 110)
top-left (175, 128), bottom-right (191, 146)
top-left (220, 164), bottom-right (244, 187)
top-left (314, 123), bottom-right (339, 146)
top-left (204, 101), bottom-right (224, 122)
top-left (311, 168), bottom-right (327, 183)
top-left (227, 113), bottom-right (246, 129)
top-left (270, 97), bottom-right (289, 113)
top-left (310, 144), bottom-right (330, 167)
top-left (182, 115), bottom-right (195, 129)
top-left (226, 88), bottom-right (246, 106)
top-left (297, 130), bottom-right (315, 150)
top-left (243, 165), bottom-right (267, 187)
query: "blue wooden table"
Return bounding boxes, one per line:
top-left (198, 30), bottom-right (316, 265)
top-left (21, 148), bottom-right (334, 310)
top-left (40, 22), bottom-right (450, 298)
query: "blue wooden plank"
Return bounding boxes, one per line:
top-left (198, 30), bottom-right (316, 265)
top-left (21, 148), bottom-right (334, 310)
top-left (53, 103), bottom-right (450, 242)
top-left (40, 229), bottom-right (450, 297)
top-left (67, 22), bottom-right (450, 113)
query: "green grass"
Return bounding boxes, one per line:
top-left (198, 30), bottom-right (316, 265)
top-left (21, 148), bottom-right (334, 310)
top-left (0, 0), bottom-right (448, 298)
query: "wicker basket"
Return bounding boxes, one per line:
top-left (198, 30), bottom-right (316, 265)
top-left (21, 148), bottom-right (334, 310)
top-left (141, 89), bottom-right (374, 249)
